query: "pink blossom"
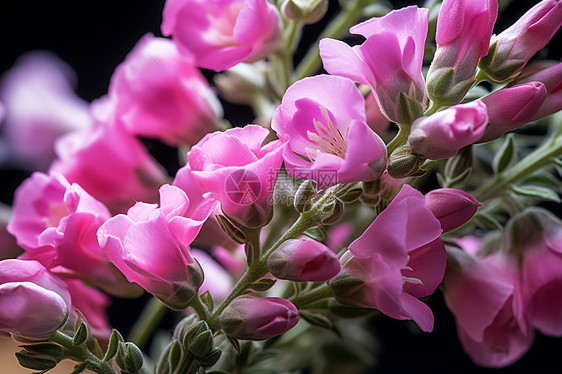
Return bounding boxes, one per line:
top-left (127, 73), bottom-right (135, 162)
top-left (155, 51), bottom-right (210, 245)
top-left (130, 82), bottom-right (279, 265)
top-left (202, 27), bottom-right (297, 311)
top-left (479, 82), bottom-right (547, 142)
top-left (212, 245), bottom-right (246, 276)
top-left (505, 208), bottom-right (562, 336)
top-left (267, 237), bottom-right (341, 282)
top-left (108, 34), bottom-right (222, 146)
top-left (271, 75), bottom-right (386, 189)
top-left (0, 52), bottom-right (90, 170)
top-left (65, 279), bottom-right (111, 341)
top-left (426, 0), bottom-right (498, 105)
top-left (517, 61), bottom-right (562, 121)
top-left (479, 0), bottom-right (562, 82)
top-left (161, 0), bottom-right (281, 72)
top-left (408, 101), bottom-right (488, 159)
top-left (330, 184), bottom-right (445, 332)
top-left (320, 6), bottom-right (428, 124)
top-left (0, 259), bottom-right (71, 340)
top-left (424, 188), bottom-right (481, 232)
top-left (97, 184), bottom-right (205, 310)
top-left (50, 98), bottom-right (167, 213)
top-left (191, 249), bottom-right (233, 300)
top-left (220, 296), bottom-right (299, 340)
top-left (443, 242), bottom-right (533, 368)
top-left (188, 125), bottom-right (283, 228)
top-left (6, 172), bottom-right (137, 297)
top-left (365, 93), bottom-right (392, 142)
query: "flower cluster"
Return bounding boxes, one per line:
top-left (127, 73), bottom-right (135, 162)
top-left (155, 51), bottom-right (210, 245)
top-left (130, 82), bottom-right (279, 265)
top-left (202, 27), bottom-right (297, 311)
top-left (0, 0), bottom-right (561, 373)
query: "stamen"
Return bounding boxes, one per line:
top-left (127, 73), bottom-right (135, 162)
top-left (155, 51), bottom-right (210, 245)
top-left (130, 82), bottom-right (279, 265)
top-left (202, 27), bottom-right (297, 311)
top-left (306, 106), bottom-right (348, 160)
top-left (403, 276), bottom-right (424, 286)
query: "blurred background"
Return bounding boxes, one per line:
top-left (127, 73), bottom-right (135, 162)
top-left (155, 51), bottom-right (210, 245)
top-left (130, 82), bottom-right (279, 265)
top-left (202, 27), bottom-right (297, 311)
top-left (0, 0), bottom-right (561, 373)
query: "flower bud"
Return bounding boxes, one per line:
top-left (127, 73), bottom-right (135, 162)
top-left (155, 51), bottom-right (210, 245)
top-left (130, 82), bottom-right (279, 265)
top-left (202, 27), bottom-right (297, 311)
top-left (281, 0), bottom-right (328, 24)
top-left (478, 0), bottom-right (562, 83)
top-left (320, 198), bottom-right (344, 225)
top-left (0, 259), bottom-right (71, 340)
top-left (426, 0), bottom-right (498, 106)
top-left (387, 145), bottom-right (425, 178)
top-left (478, 82), bottom-right (547, 142)
top-left (220, 296), bottom-right (299, 341)
top-left (424, 189), bottom-right (481, 232)
top-left (409, 101), bottom-right (488, 159)
top-left (294, 179), bottom-right (317, 213)
top-left (268, 237), bottom-right (341, 282)
top-left (517, 61), bottom-right (562, 121)
top-left (116, 342), bottom-right (144, 374)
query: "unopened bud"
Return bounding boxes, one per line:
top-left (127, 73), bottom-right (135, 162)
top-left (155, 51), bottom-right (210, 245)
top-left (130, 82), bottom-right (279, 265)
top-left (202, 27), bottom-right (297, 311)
top-left (321, 198), bottom-right (344, 225)
top-left (387, 145), bottom-right (425, 178)
top-left (281, 0), bottom-right (328, 24)
top-left (294, 179), bottom-right (317, 212)
top-left (116, 342), bottom-right (144, 374)
top-left (268, 237), bottom-right (341, 282)
top-left (327, 252), bottom-right (369, 308)
top-left (444, 146), bottom-right (473, 182)
top-left (220, 296), bottom-right (299, 341)
top-left (424, 189), bottom-right (481, 232)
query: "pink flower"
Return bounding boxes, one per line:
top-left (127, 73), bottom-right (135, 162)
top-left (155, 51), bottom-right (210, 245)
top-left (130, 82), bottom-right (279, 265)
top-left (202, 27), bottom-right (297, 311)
top-left (517, 61), bottom-right (562, 121)
top-left (271, 75), bottom-right (386, 189)
top-left (505, 208), bottom-right (562, 337)
top-left (188, 125), bottom-right (283, 228)
top-left (0, 259), bottom-right (71, 340)
top-left (108, 34), bottom-right (222, 147)
top-left (161, 0), bottom-right (281, 72)
top-left (478, 82), bottom-right (547, 142)
top-left (426, 0), bottom-right (498, 106)
top-left (330, 184), bottom-right (445, 332)
top-left (0, 52), bottom-right (90, 170)
top-left (65, 279), bottom-right (111, 341)
top-left (50, 98), bottom-right (167, 213)
top-left (320, 6), bottom-right (428, 124)
top-left (220, 296), bottom-right (299, 340)
top-left (408, 101), bottom-right (488, 159)
top-left (267, 237), bottom-right (341, 282)
top-left (443, 241), bottom-right (533, 368)
top-left (97, 184), bottom-right (205, 310)
top-left (6, 172), bottom-right (137, 297)
top-left (424, 188), bottom-right (481, 232)
top-left (479, 0), bottom-right (562, 82)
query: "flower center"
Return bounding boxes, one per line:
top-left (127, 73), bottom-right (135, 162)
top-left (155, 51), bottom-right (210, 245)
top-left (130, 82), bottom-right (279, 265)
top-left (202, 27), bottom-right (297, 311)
top-left (305, 106), bottom-right (349, 161)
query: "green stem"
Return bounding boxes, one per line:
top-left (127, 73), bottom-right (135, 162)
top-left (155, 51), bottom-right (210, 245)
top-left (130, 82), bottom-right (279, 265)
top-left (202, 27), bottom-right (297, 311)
top-left (475, 134), bottom-right (562, 202)
top-left (243, 227), bottom-right (262, 266)
top-left (291, 284), bottom-right (334, 308)
top-left (386, 124), bottom-right (410, 155)
top-left (208, 186), bottom-right (346, 330)
top-left (190, 292), bottom-right (211, 321)
top-left (127, 298), bottom-right (168, 349)
top-left (292, 0), bottom-right (371, 82)
top-left (423, 101), bottom-right (442, 116)
top-left (49, 331), bottom-right (117, 374)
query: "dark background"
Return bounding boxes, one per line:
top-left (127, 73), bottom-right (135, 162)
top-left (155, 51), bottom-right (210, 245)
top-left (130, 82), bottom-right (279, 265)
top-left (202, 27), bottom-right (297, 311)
top-left (1, 1), bottom-right (561, 373)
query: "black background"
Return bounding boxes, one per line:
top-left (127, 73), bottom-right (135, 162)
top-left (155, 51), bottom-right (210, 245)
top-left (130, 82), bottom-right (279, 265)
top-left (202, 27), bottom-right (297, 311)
top-left (1, 1), bottom-right (561, 373)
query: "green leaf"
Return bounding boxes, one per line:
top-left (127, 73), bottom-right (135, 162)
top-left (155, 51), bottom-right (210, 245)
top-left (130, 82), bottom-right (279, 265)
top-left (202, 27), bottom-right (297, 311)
top-left (21, 343), bottom-right (63, 363)
top-left (299, 311), bottom-right (339, 336)
top-left (474, 213), bottom-right (504, 231)
top-left (103, 329), bottom-right (124, 362)
top-left (248, 278), bottom-right (276, 292)
top-left (73, 322), bottom-right (89, 346)
top-left (493, 134), bottom-right (516, 174)
top-left (169, 340), bottom-right (184, 373)
top-left (523, 173), bottom-right (562, 192)
top-left (200, 348), bottom-right (222, 368)
top-left (226, 335), bottom-right (241, 353)
top-left (446, 167), bottom-right (472, 188)
top-left (200, 290), bottom-right (214, 313)
top-left (510, 185), bottom-right (561, 202)
top-left (15, 351), bottom-right (57, 372)
top-left (303, 227), bottom-right (326, 241)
